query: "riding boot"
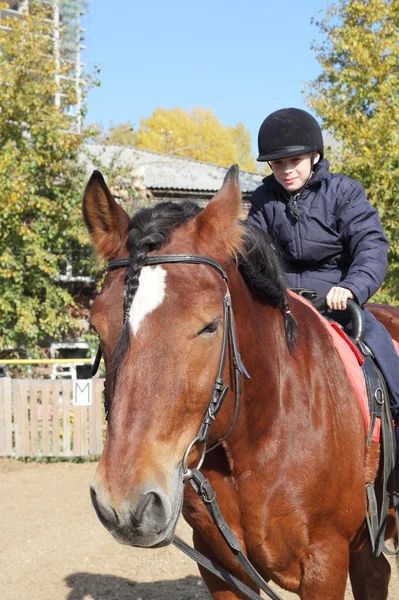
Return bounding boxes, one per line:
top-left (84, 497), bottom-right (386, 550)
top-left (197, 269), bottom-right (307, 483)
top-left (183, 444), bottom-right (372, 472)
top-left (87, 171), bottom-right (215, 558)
top-left (362, 311), bottom-right (399, 419)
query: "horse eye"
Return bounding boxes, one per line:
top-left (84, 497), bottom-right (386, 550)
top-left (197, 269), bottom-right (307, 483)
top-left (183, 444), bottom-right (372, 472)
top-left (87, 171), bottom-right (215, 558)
top-left (198, 319), bottom-right (220, 336)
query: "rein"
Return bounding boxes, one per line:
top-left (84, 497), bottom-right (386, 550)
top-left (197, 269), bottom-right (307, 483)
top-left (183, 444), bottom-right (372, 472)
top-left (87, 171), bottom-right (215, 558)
top-left (91, 253), bottom-right (284, 600)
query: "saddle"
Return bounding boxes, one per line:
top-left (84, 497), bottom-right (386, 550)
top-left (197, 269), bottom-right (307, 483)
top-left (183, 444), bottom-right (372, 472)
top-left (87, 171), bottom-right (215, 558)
top-left (290, 288), bottom-right (399, 556)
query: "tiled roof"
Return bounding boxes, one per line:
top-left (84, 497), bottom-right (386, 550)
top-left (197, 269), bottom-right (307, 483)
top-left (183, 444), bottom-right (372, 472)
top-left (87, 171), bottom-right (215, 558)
top-left (82, 144), bottom-right (263, 193)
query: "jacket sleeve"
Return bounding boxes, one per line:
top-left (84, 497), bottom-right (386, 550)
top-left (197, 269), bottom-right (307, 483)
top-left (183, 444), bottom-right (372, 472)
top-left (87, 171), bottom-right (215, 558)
top-left (247, 186), bottom-right (270, 233)
top-left (337, 180), bottom-right (389, 306)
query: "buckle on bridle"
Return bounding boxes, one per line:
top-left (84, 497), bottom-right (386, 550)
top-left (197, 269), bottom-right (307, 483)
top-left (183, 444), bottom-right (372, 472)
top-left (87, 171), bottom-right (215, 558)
top-left (182, 436), bottom-right (207, 480)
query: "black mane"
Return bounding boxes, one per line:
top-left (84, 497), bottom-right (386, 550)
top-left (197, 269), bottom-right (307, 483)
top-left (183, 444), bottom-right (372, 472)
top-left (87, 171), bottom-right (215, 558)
top-left (238, 223), bottom-right (298, 351)
top-left (238, 223), bottom-right (289, 308)
top-left (110, 200), bottom-right (297, 371)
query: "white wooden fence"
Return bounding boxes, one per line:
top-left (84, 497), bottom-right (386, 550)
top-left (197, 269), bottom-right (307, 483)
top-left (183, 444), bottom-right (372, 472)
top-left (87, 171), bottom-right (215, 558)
top-left (0, 378), bottom-right (105, 457)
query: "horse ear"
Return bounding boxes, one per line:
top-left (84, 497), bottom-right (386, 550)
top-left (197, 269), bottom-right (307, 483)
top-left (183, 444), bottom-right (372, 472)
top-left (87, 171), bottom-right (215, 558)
top-left (83, 170), bottom-right (130, 260)
top-left (194, 164), bottom-right (245, 256)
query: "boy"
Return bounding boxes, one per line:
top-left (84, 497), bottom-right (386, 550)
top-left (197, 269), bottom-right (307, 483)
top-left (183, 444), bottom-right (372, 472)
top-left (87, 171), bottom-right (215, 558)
top-left (248, 107), bottom-right (399, 417)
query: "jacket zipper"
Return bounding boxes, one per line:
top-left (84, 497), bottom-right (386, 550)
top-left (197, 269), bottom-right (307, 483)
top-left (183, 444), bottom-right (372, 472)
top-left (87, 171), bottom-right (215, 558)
top-left (290, 192), bottom-right (304, 287)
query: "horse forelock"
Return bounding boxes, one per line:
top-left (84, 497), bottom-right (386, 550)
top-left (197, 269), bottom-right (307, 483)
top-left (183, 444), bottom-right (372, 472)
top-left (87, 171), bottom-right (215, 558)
top-left (108, 200), bottom-right (202, 372)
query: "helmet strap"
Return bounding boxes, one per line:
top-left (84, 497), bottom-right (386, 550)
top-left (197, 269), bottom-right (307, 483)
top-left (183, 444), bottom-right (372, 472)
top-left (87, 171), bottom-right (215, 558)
top-left (307, 152), bottom-right (316, 182)
top-left (310, 151), bottom-right (316, 173)
top-left (294, 152), bottom-right (316, 195)
top-left (287, 152), bottom-right (317, 203)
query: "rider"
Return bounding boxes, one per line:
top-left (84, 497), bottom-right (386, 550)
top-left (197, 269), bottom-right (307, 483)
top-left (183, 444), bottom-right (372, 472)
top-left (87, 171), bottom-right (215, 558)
top-left (248, 107), bottom-right (399, 419)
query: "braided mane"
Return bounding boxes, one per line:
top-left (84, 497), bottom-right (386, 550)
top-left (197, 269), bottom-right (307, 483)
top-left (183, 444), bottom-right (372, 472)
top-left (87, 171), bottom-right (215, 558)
top-left (123, 201), bottom-right (202, 320)
top-left (110, 201), bottom-right (201, 371)
top-left (110, 200), bottom-right (297, 371)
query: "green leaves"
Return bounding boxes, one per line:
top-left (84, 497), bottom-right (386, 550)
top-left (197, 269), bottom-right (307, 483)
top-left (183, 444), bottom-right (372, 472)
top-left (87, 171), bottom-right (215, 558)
top-left (0, 3), bottom-right (95, 354)
top-left (306, 0), bottom-right (399, 302)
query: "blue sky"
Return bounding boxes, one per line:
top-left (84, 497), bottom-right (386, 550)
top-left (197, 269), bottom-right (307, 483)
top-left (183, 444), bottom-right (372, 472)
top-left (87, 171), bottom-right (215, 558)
top-left (83, 0), bottom-right (331, 155)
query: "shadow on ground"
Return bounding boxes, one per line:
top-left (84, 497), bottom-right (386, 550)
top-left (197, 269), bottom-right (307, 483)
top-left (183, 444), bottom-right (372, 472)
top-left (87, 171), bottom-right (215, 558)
top-left (65, 572), bottom-right (210, 600)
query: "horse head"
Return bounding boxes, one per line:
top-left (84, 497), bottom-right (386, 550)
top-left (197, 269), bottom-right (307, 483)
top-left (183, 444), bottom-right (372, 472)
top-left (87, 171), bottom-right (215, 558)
top-left (85, 167), bottom-right (251, 548)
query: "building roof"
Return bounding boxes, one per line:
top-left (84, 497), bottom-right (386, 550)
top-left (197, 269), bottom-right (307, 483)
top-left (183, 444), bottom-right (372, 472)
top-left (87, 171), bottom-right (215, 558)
top-left (82, 144), bottom-right (263, 194)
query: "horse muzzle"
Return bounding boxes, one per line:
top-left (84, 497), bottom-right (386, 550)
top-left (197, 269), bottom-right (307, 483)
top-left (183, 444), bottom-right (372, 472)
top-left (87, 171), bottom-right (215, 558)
top-left (90, 478), bottom-right (183, 548)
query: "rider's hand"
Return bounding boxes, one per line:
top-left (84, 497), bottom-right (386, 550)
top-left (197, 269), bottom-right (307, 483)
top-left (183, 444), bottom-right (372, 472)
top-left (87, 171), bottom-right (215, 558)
top-left (326, 286), bottom-right (354, 311)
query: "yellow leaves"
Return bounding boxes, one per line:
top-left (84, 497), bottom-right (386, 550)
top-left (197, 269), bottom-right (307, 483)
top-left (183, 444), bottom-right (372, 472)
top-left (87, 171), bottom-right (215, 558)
top-left (9, 190), bottom-right (20, 205)
top-left (0, 270), bottom-right (13, 280)
top-left (134, 106), bottom-right (257, 171)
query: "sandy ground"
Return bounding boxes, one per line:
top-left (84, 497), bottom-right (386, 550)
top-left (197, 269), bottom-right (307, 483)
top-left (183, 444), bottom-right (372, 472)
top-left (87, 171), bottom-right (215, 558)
top-left (0, 459), bottom-right (398, 600)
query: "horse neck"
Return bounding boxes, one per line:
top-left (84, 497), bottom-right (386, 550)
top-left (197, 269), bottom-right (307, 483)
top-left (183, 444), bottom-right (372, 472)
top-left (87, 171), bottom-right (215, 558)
top-left (224, 270), bottom-right (289, 468)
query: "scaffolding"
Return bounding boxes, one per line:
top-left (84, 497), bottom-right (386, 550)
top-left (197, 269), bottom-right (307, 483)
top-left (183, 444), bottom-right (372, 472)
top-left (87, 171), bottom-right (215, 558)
top-left (1, 0), bottom-right (88, 131)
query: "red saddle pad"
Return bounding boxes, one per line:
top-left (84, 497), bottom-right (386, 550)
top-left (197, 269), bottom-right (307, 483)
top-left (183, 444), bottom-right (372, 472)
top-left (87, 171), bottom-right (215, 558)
top-left (288, 291), bottom-right (395, 442)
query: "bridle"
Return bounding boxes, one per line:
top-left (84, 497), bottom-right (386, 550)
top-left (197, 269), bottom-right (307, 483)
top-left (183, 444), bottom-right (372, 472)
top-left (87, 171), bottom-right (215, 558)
top-left (90, 252), bottom-right (285, 600)
top-left (91, 253), bottom-right (250, 477)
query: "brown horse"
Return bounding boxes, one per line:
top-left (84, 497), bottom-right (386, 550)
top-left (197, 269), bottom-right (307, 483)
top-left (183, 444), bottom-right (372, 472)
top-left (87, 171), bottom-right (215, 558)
top-left (366, 304), bottom-right (399, 342)
top-left (84, 167), bottom-right (397, 600)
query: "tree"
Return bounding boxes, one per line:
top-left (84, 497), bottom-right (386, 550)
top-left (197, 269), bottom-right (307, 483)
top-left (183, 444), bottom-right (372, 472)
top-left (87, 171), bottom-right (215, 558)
top-left (306, 0), bottom-right (399, 302)
top-left (99, 120), bottom-right (137, 146)
top-left (135, 106), bottom-right (257, 172)
top-left (0, 2), bottom-right (96, 355)
top-left (229, 122), bottom-right (257, 172)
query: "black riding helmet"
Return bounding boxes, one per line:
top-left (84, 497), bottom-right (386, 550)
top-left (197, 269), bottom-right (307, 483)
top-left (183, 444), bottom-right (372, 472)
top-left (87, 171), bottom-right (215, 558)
top-left (257, 108), bottom-right (324, 161)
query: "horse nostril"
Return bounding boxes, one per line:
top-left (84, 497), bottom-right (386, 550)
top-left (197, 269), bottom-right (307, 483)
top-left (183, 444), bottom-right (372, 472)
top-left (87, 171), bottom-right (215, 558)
top-left (130, 493), bottom-right (152, 527)
top-left (90, 483), bottom-right (98, 509)
top-left (90, 483), bottom-right (119, 529)
top-left (131, 489), bottom-right (171, 532)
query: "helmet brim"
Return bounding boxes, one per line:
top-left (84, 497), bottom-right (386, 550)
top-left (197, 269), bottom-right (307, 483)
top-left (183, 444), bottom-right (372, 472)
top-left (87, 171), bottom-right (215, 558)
top-left (257, 145), bottom-right (316, 162)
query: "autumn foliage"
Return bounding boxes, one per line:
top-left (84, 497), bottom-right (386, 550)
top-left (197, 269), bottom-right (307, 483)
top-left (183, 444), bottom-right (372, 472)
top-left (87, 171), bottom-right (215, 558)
top-left (0, 3), bottom-right (94, 353)
top-left (307, 0), bottom-right (399, 302)
top-left (120, 106), bottom-right (257, 172)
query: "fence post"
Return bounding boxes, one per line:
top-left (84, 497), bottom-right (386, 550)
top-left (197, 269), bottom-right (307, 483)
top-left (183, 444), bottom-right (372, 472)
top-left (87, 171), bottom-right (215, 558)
top-left (41, 381), bottom-right (50, 456)
top-left (0, 378), bottom-right (13, 456)
top-left (30, 380), bottom-right (39, 456)
top-left (62, 381), bottom-right (72, 456)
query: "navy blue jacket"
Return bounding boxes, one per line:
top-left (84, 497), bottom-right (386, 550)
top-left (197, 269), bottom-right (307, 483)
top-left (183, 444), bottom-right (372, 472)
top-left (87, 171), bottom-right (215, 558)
top-left (248, 159), bottom-right (389, 306)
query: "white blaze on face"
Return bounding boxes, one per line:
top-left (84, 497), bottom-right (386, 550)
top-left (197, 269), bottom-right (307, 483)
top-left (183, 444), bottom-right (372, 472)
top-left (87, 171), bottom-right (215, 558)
top-left (129, 266), bottom-right (167, 336)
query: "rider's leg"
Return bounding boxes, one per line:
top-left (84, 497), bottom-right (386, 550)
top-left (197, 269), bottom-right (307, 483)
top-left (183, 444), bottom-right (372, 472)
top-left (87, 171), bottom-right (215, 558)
top-left (362, 310), bottom-right (399, 419)
top-left (330, 308), bottom-right (399, 419)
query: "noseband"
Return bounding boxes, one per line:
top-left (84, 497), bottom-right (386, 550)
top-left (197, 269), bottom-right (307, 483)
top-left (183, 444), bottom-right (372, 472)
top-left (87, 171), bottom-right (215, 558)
top-left (91, 253), bottom-right (250, 477)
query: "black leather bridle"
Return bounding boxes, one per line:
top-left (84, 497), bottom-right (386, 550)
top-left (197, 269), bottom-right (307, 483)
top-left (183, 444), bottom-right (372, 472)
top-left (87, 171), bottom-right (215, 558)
top-left (91, 253), bottom-right (250, 476)
top-left (90, 252), bottom-right (286, 600)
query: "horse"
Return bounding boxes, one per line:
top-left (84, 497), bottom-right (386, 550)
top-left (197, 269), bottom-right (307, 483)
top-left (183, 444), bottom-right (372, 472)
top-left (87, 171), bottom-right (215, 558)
top-left (366, 304), bottom-right (399, 342)
top-left (84, 166), bottom-right (398, 600)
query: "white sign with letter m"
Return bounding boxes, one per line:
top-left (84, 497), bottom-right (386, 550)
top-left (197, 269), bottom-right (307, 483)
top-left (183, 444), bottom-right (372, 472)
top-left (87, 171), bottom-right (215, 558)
top-left (73, 379), bottom-right (92, 406)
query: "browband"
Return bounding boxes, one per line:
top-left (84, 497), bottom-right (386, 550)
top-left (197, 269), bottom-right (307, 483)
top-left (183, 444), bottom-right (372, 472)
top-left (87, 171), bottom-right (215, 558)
top-left (108, 254), bottom-right (229, 283)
